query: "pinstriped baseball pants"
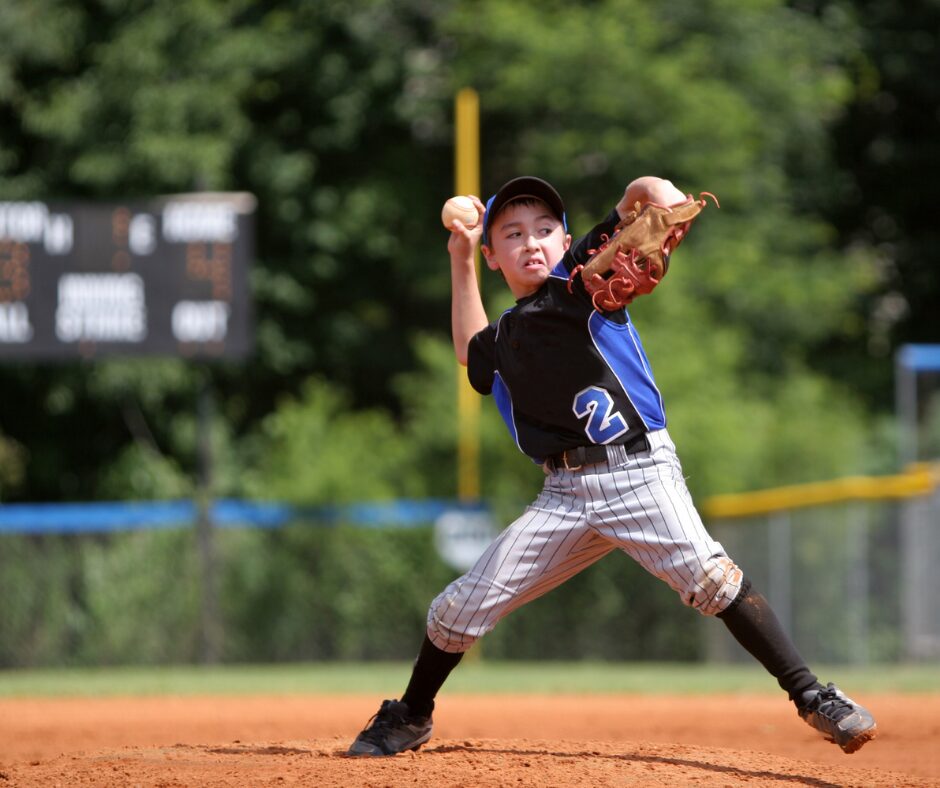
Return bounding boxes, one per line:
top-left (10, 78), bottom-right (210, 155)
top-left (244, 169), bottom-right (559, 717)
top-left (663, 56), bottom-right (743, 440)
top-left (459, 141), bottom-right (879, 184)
top-left (427, 429), bottom-right (744, 653)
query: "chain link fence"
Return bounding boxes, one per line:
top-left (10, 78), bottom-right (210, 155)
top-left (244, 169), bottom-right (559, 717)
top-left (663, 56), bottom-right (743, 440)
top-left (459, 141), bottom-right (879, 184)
top-left (703, 466), bottom-right (940, 664)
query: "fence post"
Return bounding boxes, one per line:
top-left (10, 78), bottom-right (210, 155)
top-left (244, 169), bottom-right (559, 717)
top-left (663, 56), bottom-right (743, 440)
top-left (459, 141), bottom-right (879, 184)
top-left (768, 511), bottom-right (792, 637)
top-left (196, 373), bottom-right (222, 664)
top-left (846, 503), bottom-right (870, 664)
top-left (901, 489), bottom-right (940, 660)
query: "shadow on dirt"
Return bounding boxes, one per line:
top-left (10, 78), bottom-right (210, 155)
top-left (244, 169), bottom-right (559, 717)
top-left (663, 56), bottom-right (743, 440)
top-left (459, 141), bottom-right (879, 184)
top-left (425, 744), bottom-right (843, 788)
top-left (202, 745), bottom-right (312, 756)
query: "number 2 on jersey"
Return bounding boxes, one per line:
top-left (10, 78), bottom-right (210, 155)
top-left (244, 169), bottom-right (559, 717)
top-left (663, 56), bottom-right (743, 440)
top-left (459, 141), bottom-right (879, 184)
top-left (572, 386), bottom-right (629, 444)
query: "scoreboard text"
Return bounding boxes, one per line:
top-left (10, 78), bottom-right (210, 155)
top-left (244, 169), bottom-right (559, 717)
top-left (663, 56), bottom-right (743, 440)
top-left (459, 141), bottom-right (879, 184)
top-left (0, 193), bottom-right (254, 360)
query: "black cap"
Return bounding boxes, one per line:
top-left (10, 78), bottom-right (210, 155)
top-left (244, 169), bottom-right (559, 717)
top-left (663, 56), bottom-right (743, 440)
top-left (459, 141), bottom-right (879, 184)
top-left (482, 176), bottom-right (568, 246)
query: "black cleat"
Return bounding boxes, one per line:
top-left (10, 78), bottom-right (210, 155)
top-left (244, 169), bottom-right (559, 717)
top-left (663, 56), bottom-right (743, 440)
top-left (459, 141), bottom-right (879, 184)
top-left (798, 683), bottom-right (877, 754)
top-left (347, 699), bottom-right (433, 756)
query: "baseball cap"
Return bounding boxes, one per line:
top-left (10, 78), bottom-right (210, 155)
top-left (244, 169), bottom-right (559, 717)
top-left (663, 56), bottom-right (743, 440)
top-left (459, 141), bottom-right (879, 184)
top-left (482, 176), bottom-right (568, 246)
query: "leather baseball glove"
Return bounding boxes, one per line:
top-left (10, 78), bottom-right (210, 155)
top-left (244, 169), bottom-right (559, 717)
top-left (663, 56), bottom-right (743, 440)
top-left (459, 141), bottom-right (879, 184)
top-left (569, 193), bottom-right (716, 311)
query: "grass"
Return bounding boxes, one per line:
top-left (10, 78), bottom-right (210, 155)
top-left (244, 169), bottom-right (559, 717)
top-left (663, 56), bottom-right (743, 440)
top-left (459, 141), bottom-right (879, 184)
top-left (1, 660), bottom-right (939, 698)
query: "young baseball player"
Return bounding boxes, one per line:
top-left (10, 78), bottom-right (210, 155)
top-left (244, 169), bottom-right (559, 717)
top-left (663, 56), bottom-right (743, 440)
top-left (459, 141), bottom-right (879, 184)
top-left (348, 175), bottom-right (877, 757)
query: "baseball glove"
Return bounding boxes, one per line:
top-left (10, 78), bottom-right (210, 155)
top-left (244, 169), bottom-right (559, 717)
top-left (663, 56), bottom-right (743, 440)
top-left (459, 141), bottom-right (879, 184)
top-left (568, 193), bottom-right (717, 311)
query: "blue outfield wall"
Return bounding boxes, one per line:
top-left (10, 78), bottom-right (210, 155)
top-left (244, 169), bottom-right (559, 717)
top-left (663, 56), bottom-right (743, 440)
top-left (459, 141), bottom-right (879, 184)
top-left (0, 498), bottom-right (487, 534)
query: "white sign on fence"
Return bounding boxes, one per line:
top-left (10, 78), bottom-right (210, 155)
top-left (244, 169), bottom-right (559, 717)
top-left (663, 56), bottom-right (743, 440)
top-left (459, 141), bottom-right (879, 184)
top-left (434, 510), bottom-right (497, 572)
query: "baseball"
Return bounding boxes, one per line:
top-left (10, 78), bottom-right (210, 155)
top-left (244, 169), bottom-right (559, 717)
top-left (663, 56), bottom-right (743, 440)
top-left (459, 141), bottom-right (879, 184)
top-left (441, 196), bottom-right (479, 230)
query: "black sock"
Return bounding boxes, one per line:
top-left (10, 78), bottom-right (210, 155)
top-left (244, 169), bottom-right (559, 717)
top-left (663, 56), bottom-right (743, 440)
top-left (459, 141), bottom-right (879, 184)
top-left (717, 578), bottom-right (822, 706)
top-left (400, 634), bottom-right (464, 719)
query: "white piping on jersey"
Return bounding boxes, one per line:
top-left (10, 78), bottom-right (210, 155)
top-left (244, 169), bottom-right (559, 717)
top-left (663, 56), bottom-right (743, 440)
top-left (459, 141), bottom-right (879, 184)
top-left (586, 310), bottom-right (652, 432)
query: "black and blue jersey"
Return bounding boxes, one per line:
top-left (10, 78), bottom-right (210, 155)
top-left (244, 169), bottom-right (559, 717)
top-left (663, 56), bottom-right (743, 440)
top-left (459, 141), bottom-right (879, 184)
top-left (467, 210), bottom-right (666, 463)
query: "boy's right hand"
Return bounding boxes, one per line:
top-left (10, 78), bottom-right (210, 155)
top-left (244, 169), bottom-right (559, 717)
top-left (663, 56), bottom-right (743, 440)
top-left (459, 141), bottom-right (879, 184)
top-left (447, 195), bottom-right (487, 262)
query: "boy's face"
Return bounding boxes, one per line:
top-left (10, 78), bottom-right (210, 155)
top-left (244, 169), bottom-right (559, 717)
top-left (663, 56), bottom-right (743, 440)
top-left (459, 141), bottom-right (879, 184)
top-left (481, 200), bottom-right (571, 299)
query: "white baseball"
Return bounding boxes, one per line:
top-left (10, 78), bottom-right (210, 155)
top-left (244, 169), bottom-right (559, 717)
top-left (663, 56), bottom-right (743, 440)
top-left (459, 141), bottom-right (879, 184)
top-left (441, 195), bottom-right (479, 230)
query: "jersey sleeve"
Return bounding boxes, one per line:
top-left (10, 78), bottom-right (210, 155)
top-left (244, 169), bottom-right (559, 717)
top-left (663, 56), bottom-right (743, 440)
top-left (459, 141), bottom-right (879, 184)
top-left (466, 323), bottom-right (498, 395)
top-left (557, 208), bottom-right (621, 274)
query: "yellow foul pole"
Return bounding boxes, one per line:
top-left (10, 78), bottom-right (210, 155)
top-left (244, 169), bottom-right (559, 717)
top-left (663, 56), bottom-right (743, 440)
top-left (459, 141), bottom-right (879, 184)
top-left (455, 88), bottom-right (481, 502)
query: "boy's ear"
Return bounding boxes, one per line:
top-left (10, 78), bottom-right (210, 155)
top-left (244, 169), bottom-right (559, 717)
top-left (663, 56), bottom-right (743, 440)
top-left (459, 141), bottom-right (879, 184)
top-left (481, 244), bottom-right (500, 271)
top-left (563, 233), bottom-right (572, 251)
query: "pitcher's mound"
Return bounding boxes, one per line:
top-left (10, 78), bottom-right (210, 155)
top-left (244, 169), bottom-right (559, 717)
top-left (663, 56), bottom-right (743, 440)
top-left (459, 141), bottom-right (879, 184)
top-left (4, 737), bottom-right (917, 787)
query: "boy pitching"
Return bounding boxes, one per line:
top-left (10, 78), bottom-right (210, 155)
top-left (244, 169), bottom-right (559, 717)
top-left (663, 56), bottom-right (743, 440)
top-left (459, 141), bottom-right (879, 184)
top-left (348, 175), bottom-right (877, 757)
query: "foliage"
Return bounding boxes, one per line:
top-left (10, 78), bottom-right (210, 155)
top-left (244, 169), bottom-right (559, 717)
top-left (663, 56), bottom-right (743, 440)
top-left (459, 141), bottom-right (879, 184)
top-left (0, 0), bottom-right (455, 502)
top-left (0, 431), bottom-right (26, 499)
top-left (0, 536), bottom-right (79, 666)
top-left (443, 0), bottom-right (878, 388)
top-left (79, 529), bottom-right (203, 664)
top-left (243, 378), bottom-right (423, 503)
top-left (821, 0), bottom-right (940, 403)
top-left (0, 0), bottom-right (931, 666)
top-left (0, 0), bottom-right (888, 504)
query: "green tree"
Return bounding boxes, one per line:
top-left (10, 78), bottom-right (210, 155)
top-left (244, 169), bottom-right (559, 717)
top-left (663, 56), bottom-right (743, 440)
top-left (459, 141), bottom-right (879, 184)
top-left (0, 431), bottom-right (26, 499)
top-left (1, 0), bottom-right (885, 503)
top-left (435, 0), bottom-right (877, 488)
top-left (0, 0), bottom-right (455, 501)
top-left (0, 0), bottom-right (908, 667)
top-left (817, 0), bottom-right (940, 410)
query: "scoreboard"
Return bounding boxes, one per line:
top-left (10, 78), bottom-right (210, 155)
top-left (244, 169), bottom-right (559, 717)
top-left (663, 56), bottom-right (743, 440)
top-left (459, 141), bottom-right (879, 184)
top-left (0, 193), bottom-right (255, 360)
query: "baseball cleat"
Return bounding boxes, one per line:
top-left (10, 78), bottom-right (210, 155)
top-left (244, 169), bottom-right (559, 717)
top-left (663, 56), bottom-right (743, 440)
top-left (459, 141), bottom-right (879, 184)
top-left (798, 683), bottom-right (877, 754)
top-left (346, 699), bottom-right (433, 756)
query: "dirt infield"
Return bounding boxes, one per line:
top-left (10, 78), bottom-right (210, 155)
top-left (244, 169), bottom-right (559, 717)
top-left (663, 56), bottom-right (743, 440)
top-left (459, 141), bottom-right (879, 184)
top-left (1, 693), bottom-right (938, 786)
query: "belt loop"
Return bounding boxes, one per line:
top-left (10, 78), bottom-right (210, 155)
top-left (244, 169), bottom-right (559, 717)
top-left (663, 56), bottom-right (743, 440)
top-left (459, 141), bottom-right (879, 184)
top-left (605, 443), bottom-right (625, 467)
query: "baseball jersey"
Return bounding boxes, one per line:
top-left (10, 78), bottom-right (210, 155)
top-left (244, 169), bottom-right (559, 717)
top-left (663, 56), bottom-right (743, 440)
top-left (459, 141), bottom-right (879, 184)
top-left (467, 209), bottom-right (666, 463)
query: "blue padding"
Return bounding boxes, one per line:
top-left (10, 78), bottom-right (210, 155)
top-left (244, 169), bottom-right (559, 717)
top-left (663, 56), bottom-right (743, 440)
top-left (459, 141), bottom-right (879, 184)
top-left (0, 501), bottom-right (196, 534)
top-left (339, 499), bottom-right (474, 528)
top-left (212, 499), bottom-right (295, 528)
top-left (0, 498), bottom-right (488, 534)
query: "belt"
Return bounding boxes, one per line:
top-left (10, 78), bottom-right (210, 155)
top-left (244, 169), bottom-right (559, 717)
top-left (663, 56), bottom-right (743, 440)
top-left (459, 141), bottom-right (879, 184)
top-left (546, 432), bottom-right (649, 472)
